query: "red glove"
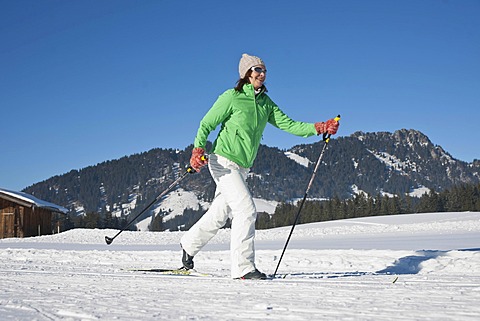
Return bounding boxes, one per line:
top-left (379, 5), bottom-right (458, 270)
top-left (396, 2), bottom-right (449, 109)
top-left (190, 147), bottom-right (208, 172)
top-left (315, 118), bottom-right (339, 135)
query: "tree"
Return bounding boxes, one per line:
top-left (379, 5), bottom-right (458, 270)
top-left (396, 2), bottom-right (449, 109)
top-left (84, 212), bottom-right (100, 228)
top-left (149, 214), bottom-right (163, 232)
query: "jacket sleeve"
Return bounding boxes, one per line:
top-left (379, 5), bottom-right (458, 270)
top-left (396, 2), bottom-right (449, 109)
top-left (194, 90), bottom-right (233, 148)
top-left (267, 101), bottom-right (318, 138)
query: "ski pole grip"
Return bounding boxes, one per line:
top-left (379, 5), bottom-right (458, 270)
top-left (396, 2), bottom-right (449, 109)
top-left (186, 155), bottom-right (208, 174)
top-left (322, 115), bottom-right (341, 142)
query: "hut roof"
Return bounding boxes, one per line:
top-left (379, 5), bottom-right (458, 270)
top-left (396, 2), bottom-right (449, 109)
top-left (0, 188), bottom-right (68, 214)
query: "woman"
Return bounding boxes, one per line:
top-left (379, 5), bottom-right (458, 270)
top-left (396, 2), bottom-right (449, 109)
top-left (180, 53), bottom-right (339, 279)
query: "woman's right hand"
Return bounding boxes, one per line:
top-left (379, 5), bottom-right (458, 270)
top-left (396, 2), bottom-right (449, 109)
top-left (190, 147), bottom-right (208, 172)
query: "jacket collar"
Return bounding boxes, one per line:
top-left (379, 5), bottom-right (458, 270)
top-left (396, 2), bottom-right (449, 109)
top-left (243, 83), bottom-right (266, 97)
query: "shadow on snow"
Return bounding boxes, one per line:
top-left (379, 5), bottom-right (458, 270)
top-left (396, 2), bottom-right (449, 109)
top-left (281, 248), bottom-right (480, 279)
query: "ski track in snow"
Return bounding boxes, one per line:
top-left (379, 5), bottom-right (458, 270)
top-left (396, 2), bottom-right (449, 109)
top-left (1, 212), bottom-right (480, 320)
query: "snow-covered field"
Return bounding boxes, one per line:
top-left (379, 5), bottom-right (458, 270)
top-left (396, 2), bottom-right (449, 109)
top-left (1, 212), bottom-right (480, 320)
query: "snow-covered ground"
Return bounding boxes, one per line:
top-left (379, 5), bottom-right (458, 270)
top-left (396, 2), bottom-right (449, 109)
top-left (1, 212), bottom-right (480, 320)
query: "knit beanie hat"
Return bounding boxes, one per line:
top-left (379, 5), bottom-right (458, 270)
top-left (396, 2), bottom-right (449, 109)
top-left (238, 53), bottom-right (265, 79)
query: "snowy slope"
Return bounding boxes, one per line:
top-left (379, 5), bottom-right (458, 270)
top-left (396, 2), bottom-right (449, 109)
top-left (1, 212), bottom-right (480, 320)
top-left (135, 191), bottom-right (278, 232)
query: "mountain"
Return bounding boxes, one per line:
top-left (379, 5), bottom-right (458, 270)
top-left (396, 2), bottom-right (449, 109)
top-left (23, 129), bottom-right (480, 229)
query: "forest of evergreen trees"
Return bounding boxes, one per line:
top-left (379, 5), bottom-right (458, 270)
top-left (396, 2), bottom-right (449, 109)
top-left (256, 183), bottom-right (480, 229)
top-left (56, 210), bottom-right (136, 232)
top-left (60, 183), bottom-right (480, 232)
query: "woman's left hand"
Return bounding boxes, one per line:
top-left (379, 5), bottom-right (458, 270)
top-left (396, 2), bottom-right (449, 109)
top-left (315, 118), bottom-right (339, 135)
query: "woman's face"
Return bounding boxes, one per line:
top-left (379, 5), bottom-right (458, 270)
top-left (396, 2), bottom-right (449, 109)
top-left (249, 65), bottom-right (267, 90)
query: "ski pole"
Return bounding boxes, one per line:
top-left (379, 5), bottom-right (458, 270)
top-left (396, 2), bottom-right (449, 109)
top-left (273, 115), bottom-right (340, 277)
top-left (105, 157), bottom-right (206, 245)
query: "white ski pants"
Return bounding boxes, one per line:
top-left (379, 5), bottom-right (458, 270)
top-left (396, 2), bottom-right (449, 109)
top-left (180, 154), bottom-right (257, 278)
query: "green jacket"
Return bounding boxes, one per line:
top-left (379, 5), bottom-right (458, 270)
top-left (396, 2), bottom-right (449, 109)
top-left (194, 83), bottom-right (317, 168)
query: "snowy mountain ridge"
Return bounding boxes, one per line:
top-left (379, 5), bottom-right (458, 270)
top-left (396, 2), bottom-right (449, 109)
top-left (23, 129), bottom-right (480, 231)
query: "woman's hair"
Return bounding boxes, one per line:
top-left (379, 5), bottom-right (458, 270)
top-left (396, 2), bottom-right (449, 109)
top-left (234, 69), bottom-right (267, 92)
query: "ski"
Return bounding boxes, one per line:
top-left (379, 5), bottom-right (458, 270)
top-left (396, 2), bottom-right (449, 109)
top-left (125, 267), bottom-right (211, 277)
top-left (124, 268), bottom-right (386, 281)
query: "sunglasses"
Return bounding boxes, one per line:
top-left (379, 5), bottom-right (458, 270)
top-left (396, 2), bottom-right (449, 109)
top-left (251, 66), bottom-right (267, 74)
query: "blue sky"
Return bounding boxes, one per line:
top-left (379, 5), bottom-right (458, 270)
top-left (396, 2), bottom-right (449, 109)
top-left (1, 0), bottom-right (479, 191)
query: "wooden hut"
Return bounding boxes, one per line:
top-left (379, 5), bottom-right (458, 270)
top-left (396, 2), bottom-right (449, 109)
top-left (0, 188), bottom-right (68, 239)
